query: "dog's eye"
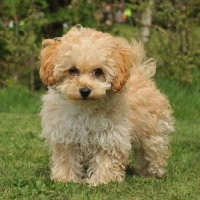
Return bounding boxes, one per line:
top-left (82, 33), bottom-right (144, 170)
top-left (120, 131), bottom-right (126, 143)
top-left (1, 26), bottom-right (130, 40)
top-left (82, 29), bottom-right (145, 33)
top-left (94, 68), bottom-right (103, 76)
top-left (69, 67), bottom-right (79, 75)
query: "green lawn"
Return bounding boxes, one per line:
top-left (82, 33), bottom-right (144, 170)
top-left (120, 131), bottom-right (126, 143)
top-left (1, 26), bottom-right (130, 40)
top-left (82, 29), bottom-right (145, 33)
top-left (0, 112), bottom-right (199, 199)
top-left (0, 24), bottom-right (200, 199)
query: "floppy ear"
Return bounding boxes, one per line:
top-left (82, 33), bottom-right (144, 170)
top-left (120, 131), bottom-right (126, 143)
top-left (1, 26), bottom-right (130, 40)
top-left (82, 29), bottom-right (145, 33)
top-left (39, 38), bottom-right (60, 86)
top-left (111, 47), bottom-right (133, 92)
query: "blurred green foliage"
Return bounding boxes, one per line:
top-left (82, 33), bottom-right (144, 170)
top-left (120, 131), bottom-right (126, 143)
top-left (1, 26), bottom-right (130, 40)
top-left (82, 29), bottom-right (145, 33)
top-left (0, 0), bottom-right (97, 90)
top-left (127, 0), bottom-right (200, 87)
top-left (0, 0), bottom-right (200, 90)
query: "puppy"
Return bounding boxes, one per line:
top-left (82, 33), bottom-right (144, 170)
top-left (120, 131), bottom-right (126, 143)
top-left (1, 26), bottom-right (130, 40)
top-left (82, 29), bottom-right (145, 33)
top-left (39, 26), bottom-right (174, 186)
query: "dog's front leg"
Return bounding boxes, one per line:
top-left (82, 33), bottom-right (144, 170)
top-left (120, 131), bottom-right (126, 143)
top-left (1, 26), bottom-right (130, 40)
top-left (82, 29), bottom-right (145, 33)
top-left (50, 143), bottom-right (83, 183)
top-left (85, 139), bottom-right (131, 186)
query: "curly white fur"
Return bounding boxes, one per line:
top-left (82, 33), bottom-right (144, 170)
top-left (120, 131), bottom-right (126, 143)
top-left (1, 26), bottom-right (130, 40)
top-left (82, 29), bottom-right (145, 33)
top-left (39, 26), bottom-right (174, 186)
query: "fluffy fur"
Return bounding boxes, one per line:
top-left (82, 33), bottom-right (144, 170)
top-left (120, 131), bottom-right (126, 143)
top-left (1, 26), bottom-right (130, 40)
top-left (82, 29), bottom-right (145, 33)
top-left (39, 26), bottom-right (174, 186)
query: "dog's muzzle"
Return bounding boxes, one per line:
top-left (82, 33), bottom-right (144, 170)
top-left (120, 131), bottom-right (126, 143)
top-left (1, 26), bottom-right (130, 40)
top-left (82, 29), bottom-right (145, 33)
top-left (79, 87), bottom-right (91, 99)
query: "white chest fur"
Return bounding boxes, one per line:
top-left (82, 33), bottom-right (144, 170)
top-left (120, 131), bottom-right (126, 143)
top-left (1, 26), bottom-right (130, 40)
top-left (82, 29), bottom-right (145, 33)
top-left (40, 89), bottom-right (132, 153)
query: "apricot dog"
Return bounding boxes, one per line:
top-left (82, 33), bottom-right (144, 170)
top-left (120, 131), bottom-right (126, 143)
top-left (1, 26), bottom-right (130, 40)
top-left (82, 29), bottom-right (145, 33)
top-left (39, 26), bottom-right (174, 186)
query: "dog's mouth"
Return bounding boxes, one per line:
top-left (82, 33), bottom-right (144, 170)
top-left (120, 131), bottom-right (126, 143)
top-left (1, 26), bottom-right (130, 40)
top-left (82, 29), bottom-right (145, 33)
top-left (82, 97), bottom-right (89, 100)
top-left (80, 96), bottom-right (102, 101)
top-left (68, 94), bottom-right (104, 103)
top-left (61, 86), bottom-right (108, 102)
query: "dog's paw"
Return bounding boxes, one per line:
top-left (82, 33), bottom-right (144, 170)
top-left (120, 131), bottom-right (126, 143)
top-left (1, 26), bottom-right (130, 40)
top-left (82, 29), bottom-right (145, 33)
top-left (50, 171), bottom-right (82, 183)
top-left (83, 177), bottom-right (110, 186)
top-left (84, 174), bottom-right (124, 186)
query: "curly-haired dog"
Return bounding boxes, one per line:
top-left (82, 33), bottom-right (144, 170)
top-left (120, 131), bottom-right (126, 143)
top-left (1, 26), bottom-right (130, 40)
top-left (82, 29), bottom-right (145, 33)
top-left (39, 26), bottom-right (174, 186)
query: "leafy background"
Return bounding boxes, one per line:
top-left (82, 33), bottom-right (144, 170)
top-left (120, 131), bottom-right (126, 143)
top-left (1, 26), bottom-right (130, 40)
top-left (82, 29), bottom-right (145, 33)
top-left (0, 0), bottom-right (200, 90)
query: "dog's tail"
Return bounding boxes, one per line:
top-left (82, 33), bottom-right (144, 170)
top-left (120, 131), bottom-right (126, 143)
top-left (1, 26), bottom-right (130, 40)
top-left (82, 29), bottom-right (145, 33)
top-left (130, 40), bottom-right (156, 78)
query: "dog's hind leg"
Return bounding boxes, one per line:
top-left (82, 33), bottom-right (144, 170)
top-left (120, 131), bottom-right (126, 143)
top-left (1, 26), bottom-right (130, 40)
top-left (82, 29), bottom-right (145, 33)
top-left (133, 133), bottom-right (170, 178)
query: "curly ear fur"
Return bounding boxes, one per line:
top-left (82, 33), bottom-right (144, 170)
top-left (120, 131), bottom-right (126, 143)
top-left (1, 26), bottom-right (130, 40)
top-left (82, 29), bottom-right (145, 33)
top-left (111, 38), bottom-right (136, 92)
top-left (39, 39), bottom-right (61, 86)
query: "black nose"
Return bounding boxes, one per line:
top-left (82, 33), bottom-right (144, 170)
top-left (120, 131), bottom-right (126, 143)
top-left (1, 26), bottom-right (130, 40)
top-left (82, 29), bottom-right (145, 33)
top-left (79, 87), bottom-right (91, 99)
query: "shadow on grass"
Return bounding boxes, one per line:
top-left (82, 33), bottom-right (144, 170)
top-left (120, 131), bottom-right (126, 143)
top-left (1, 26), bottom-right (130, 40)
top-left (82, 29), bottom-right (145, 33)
top-left (35, 166), bottom-right (50, 178)
top-left (126, 165), bottom-right (136, 175)
top-left (34, 165), bottom-right (137, 179)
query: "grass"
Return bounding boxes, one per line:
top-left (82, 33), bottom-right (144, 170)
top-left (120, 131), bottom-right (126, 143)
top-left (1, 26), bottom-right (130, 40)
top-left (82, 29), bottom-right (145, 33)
top-left (0, 85), bottom-right (42, 114)
top-left (155, 78), bottom-right (200, 121)
top-left (0, 24), bottom-right (200, 199)
top-left (0, 112), bottom-right (199, 199)
top-left (0, 84), bottom-right (200, 199)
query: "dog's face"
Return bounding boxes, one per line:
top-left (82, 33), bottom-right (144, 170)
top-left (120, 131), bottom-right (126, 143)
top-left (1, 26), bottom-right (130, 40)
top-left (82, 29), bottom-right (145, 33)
top-left (39, 27), bottom-right (136, 102)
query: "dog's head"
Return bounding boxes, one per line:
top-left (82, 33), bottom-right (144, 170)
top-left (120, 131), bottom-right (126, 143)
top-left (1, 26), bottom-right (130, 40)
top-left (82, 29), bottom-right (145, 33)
top-left (39, 26), bottom-right (142, 102)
